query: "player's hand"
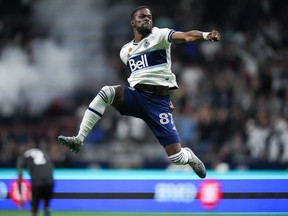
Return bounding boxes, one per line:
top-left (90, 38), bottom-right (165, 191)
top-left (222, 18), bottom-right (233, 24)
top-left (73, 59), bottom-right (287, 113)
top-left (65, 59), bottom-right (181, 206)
top-left (18, 197), bottom-right (24, 210)
top-left (208, 30), bottom-right (221, 42)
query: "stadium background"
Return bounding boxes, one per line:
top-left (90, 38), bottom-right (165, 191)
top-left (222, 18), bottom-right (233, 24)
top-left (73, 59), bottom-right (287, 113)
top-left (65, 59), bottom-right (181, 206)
top-left (0, 0), bottom-right (288, 214)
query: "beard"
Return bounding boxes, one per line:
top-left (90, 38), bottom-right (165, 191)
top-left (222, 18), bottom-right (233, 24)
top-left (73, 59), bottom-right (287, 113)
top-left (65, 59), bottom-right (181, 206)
top-left (137, 24), bottom-right (152, 37)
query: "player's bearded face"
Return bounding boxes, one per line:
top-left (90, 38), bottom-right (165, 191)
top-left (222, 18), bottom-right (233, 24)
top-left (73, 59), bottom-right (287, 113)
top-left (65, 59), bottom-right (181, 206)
top-left (137, 22), bottom-right (152, 36)
top-left (134, 8), bottom-right (153, 37)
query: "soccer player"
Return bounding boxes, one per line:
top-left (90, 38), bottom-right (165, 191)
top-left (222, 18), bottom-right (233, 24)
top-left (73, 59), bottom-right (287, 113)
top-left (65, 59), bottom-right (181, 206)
top-left (17, 147), bottom-right (54, 216)
top-left (58, 6), bottom-right (221, 179)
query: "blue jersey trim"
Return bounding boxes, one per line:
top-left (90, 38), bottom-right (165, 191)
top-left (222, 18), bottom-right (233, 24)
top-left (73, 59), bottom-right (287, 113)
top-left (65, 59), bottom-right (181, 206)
top-left (168, 30), bottom-right (175, 43)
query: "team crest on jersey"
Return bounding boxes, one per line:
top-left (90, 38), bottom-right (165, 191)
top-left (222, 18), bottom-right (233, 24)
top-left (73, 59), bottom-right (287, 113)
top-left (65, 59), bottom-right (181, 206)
top-left (127, 47), bottom-right (132, 58)
top-left (143, 40), bottom-right (150, 48)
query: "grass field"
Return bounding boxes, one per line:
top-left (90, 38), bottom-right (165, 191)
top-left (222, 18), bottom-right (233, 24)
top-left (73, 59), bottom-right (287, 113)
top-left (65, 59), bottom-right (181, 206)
top-left (2, 211), bottom-right (288, 216)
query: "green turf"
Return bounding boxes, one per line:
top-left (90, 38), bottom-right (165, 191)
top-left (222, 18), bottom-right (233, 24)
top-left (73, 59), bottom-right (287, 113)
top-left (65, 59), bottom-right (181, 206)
top-left (2, 211), bottom-right (288, 216)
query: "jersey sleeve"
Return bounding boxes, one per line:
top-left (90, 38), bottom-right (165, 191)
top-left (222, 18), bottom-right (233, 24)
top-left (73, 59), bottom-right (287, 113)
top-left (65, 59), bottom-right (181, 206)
top-left (154, 27), bottom-right (175, 47)
top-left (120, 43), bottom-right (130, 65)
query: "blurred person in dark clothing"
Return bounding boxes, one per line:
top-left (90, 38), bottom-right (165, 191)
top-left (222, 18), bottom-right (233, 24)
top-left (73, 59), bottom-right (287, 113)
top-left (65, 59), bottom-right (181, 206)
top-left (17, 147), bottom-right (54, 216)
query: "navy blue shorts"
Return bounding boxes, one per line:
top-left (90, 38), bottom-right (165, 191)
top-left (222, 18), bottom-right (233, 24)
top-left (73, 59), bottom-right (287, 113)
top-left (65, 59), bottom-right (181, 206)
top-left (116, 86), bottom-right (180, 147)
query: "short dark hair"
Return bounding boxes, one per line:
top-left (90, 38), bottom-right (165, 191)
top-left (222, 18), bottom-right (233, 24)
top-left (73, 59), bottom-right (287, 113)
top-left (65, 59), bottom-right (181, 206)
top-left (130, 6), bottom-right (150, 20)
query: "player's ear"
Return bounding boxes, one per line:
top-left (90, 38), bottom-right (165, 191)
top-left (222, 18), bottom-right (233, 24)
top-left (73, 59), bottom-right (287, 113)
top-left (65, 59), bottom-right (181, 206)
top-left (131, 20), bottom-right (135, 26)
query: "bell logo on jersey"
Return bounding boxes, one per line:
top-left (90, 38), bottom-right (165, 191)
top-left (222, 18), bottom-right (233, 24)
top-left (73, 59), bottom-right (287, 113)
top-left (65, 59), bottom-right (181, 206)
top-left (127, 49), bottom-right (167, 73)
top-left (128, 54), bottom-right (149, 72)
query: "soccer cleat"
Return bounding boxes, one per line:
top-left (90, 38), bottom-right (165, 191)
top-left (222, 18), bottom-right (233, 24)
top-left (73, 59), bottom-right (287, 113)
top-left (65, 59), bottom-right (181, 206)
top-left (185, 147), bottom-right (206, 179)
top-left (57, 135), bottom-right (83, 153)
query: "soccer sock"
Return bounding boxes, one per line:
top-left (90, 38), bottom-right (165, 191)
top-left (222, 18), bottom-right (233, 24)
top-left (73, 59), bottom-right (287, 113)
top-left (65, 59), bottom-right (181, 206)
top-left (168, 148), bottom-right (195, 165)
top-left (76, 86), bottom-right (116, 142)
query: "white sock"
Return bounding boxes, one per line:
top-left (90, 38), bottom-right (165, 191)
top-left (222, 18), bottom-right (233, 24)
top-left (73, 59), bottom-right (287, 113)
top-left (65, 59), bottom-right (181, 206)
top-left (76, 86), bottom-right (115, 142)
top-left (168, 148), bottom-right (194, 165)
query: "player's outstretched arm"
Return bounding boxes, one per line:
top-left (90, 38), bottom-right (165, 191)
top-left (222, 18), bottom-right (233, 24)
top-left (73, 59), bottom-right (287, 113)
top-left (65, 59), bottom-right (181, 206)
top-left (171, 30), bottom-right (221, 43)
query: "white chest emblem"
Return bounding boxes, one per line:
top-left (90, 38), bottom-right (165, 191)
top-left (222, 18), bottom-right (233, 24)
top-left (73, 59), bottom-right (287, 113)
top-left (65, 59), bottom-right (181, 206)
top-left (143, 40), bottom-right (150, 48)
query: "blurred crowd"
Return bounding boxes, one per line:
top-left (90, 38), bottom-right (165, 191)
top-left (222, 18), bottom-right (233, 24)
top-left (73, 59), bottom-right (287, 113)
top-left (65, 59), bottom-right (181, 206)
top-left (0, 0), bottom-right (288, 171)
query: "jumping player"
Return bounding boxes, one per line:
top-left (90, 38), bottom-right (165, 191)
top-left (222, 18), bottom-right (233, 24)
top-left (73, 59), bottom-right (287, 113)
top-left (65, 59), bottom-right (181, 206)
top-left (58, 6), bottom-right (221, 178)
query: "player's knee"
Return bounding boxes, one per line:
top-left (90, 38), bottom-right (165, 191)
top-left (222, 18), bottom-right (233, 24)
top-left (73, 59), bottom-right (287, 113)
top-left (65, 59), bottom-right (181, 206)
top-left (100, 85), bottom-right (116, 105)
top-left (111, 85), bottom-right (124, 107)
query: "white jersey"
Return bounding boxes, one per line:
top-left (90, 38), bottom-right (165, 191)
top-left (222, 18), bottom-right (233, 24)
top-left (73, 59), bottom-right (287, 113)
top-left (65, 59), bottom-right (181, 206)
top-left (120, 27), bottom-right (179, 89)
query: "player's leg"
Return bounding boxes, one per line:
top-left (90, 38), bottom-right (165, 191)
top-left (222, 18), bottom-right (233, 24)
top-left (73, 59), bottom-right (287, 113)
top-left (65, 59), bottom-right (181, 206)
top-left (165, 143), bottom-right (206, 179)
top-left (57, 85), bottom-right (124, 152)
top-left (139, 93), bottom-right (206, 178)
top-left (30, 201), bottom-right (39, 216)
top-left (42, 184), bottom-right (54, 216)
top-left (31, 187), bottom-right (40, 216)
